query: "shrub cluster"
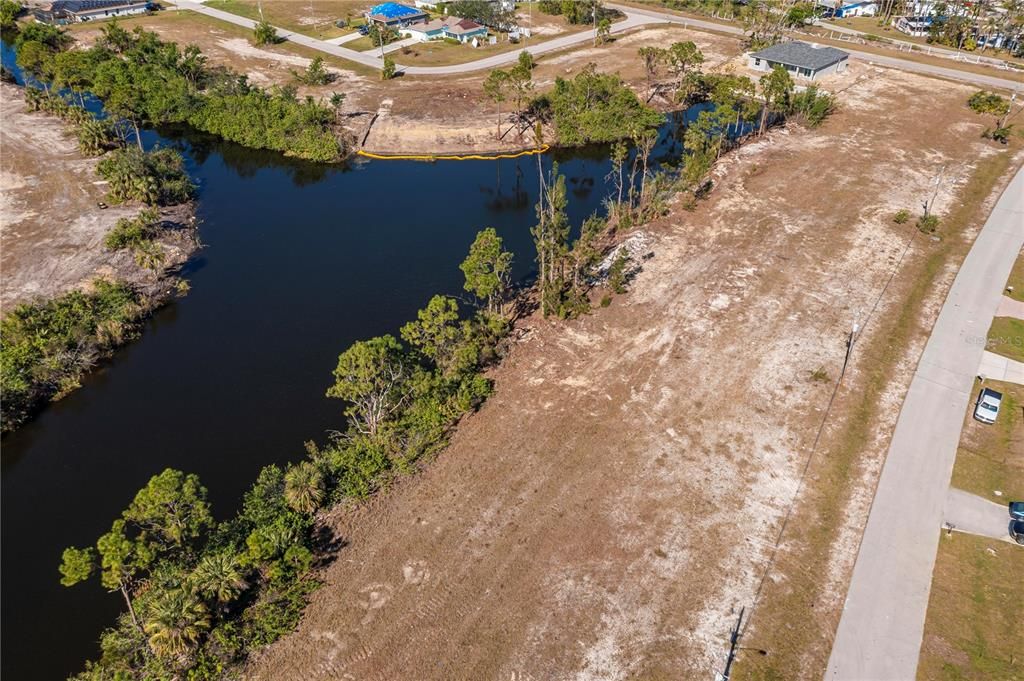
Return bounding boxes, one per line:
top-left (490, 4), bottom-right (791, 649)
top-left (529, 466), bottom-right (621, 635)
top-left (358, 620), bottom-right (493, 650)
top-left (97, 146), bottom-right (195, 206)
top-left (1, 280), bottom-right (145, 431)
top-left (789, 84), bottom-right (836, 128)
top-left (104, 208), bottom-right (168, 270)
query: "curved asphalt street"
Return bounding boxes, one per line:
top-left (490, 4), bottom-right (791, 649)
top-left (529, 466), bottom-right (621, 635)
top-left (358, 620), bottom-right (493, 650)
top-left (169, 1), bottom-right (1022, 89)
top-left (825, 166), bottom-right (1024, 681)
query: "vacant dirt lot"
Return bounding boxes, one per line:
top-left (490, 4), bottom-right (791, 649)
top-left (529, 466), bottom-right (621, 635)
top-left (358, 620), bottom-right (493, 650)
top-left (73, 12), bottom-right (743, 154)
top-left (247, 62), bottom-right (1022, 679)
top-left (0, 84), bottom-right (196, 311)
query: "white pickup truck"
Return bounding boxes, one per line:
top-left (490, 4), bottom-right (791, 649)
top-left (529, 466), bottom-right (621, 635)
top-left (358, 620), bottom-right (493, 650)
top-left (973, 387), bottom-right (1002, 424)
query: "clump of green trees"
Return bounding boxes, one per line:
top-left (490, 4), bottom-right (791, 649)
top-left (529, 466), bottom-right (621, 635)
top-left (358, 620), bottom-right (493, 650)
top-left (968, 90), bottom-right (1014, 143)
top-left (657, 0), bottom-right (818, 47)
top-left (542, 64), bottom-right (664, 146)
top-left (97, 147), bottom-right (195, 206)
top-left (15, 21), bottom-right (345, 162)
top-left (0, 0), bottom-right (22, 36)
top-left (292, 56), bottom-right (334, 86)
top-left (59, 230), bottom-right (517, 680)
top-left (0, 280), bottom-right (145, 431)
top-left (448, 0), bottom-right (517, 31)
top-left (496, 60), bottom-right (662, 149)
top-left (252, 19), bottom-right (279, 46)
top-left (539, 0), bottom-right (617, 25)
top-left (533, 164), bottom-right (613, 317)
top-left (482, 51), bottom-right (535, 139)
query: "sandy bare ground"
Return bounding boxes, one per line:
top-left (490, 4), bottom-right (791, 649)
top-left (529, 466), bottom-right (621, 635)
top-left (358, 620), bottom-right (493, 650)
top-left (74, 13), bottom-right (744, 155)
top-left (360, 25), bottom-right (742, 155)
top-left (248, 63), bottom-right (1018, 680)
top-left (0, 84), bottom-right (196, 312)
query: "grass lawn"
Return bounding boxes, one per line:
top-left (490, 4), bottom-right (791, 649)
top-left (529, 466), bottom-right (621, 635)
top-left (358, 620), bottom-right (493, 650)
top-left (952, 378), bottom-right (1024, 503)
top-left (342, 35), bottom-right (378, 52)
top-left (203, 0), bottom-right (365, 39)
top-left (65, 9), bottom-right (254, 39)
top-left (397, 37), bottom-right (545, 67)
top-left (987, 317), bottom-right (1024, 363)
top-left (918, 531), bottom-right (1023, 680)
top-left (1004, 252), bottom-right (1024, 302)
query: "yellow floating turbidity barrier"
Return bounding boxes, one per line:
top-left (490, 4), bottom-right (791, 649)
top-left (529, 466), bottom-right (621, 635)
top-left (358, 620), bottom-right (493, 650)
top-left (356, 144), bottom-right (550, 162)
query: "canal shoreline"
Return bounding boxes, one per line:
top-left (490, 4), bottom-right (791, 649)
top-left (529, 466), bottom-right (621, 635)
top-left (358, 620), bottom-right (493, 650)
top-left (0, 81), bottom-right (201, 433)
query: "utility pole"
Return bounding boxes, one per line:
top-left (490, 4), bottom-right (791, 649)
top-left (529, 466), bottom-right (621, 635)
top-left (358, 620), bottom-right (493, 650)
top-left (717, 608), bottom-right (768, 680)
top-left (841, 319), bottom-right (859, 379)
top-left (593, 2), bottom-right (597, 47)
top-left (922, 165), bottom-right (946, 218)
top-left (721, 607), bottom-right (744, 681)
top-left (527, 0), bottom-right (531, 47)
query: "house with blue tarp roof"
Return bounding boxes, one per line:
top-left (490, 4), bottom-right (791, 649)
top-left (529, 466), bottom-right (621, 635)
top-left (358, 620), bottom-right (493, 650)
top-left (366, 2), bottom-right (429, 27)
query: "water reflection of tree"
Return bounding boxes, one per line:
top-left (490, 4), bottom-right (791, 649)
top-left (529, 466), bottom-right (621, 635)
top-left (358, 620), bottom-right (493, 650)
top-left (164, 127), bottom-right (346, 187)
top-left (567, 175), bottom-right (595, 201)
top-left (480, 159), bottom-right (531, 212)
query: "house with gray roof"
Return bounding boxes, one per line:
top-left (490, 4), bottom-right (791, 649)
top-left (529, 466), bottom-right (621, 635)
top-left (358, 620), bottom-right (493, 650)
top-left (32, 0), bottom-right (150, 24)
top-left (747, 41), bottom-right (850, 80)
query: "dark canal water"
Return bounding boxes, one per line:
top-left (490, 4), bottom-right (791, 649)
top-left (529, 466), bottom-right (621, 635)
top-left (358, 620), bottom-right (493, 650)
top-left (1, 45), bottom-right (693, 679)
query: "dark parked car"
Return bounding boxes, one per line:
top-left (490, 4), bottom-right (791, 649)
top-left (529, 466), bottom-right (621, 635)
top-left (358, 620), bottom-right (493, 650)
top-left (1011, 520), bottom-right (1024, 546)
top-left (1009, 501), bottom-right (1024, 522)
top-left (358, 24), bottom-right (370, 35)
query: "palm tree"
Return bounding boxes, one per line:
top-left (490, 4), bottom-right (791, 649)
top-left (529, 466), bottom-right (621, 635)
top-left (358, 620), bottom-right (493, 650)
top-left (284, 462), bottom-right (325, 515)
top-left (144, 589), bottom-right (210, 659)
top-left (77, 119), bottom-right (112, 156)
top-left (191, 552), bottom-right (248, 606)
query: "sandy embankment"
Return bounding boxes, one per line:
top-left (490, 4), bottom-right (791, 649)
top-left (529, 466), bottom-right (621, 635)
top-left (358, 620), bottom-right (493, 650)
top-left (0, 82), bottom-right (199, 313)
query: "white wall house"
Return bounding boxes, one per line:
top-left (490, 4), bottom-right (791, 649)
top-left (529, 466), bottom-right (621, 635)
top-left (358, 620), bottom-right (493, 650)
top-left (748, 41), bottom-right (850, 80)
top-left (33, 0), bottom-right (150, 24)
top-left (894, 15), bottom-right (932, 36)
top-left (818, 1), bottom-right (878, 18)
top-left (401, 16), bottom-right (488, 43)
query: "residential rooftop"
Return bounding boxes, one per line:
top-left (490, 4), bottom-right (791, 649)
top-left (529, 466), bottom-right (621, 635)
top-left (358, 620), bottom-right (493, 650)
top-left (749, 41), bottom-right (849, 70)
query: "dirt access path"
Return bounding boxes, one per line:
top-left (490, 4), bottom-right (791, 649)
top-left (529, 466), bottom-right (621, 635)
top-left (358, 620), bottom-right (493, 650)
top-left (249, 63), bottom-right (1022, 679)
top-left (0, 84), bottom-right (195, 312)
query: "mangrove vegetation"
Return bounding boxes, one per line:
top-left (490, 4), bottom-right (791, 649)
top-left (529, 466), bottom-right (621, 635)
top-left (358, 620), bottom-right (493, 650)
top-left (15, 20), bottom-right (347, 162)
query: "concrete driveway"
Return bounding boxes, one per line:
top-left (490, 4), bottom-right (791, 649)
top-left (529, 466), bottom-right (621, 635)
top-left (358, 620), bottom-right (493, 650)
top-left (825, 167), bottom-right (1024, 681)
top-left (324, 32), bottom-right (364, 46)
top-left (943, 487), bottom-right (1017, 543)
top-left (978, 350), bottom-right (1024, 384)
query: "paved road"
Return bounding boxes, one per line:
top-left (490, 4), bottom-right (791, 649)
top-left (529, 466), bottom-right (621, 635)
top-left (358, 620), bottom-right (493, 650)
top-left (825, 166), bottom-right (1024, 681)
top-left (943, 487), bottom-right (1016, 542)
top-left (168, 0), bottom-right (1022, 88)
